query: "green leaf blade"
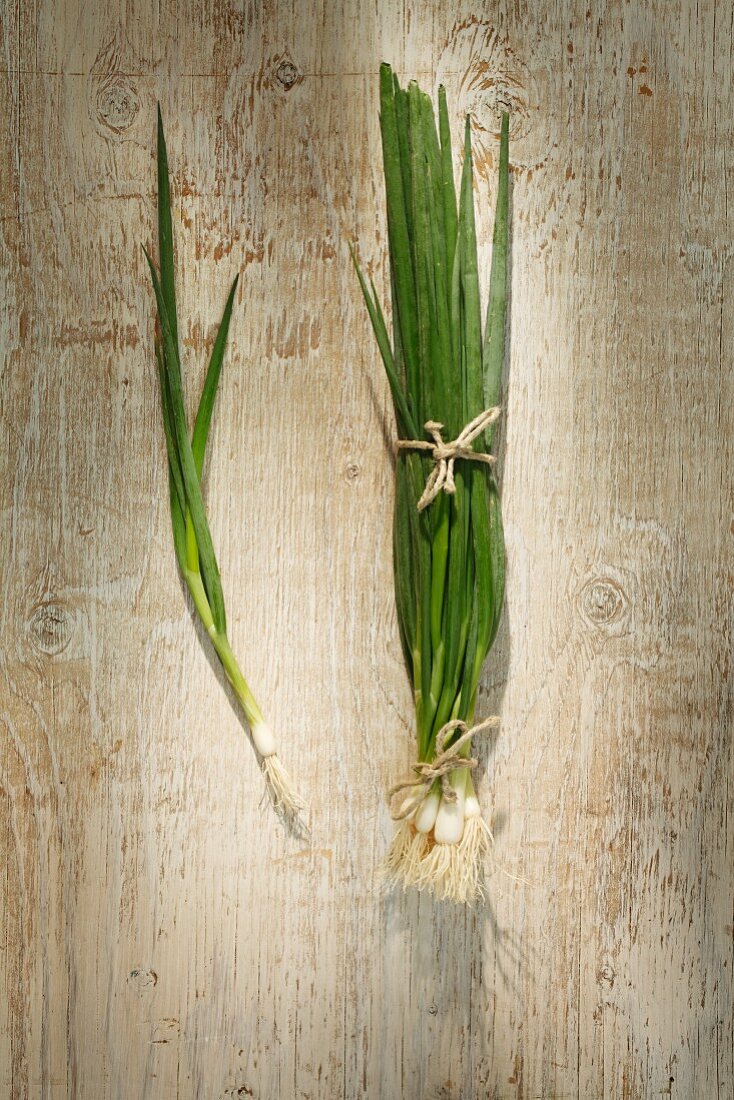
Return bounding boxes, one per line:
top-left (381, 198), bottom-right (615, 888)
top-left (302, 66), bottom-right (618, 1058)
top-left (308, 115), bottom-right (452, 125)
top-left (483, 111), bottom-right (510, 449)
top-left (379, 65), bottom-right (420, 415)
top-left (191, 273), bottom-right (240, 478)
top-left (157, 105), bottom-right (180, 357)
top-left (144, 247), bottom-right (227, 635)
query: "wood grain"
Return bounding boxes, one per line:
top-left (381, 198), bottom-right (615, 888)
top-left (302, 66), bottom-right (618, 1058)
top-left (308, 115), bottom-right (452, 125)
top-left (1, 1), bottom-right (732, 1097)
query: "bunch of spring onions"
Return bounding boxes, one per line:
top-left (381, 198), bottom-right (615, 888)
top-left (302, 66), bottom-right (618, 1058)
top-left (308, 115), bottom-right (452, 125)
top-left (144, 108), bottom-right (304, 826)
top-left (354, 65), bottom-right (509, 902)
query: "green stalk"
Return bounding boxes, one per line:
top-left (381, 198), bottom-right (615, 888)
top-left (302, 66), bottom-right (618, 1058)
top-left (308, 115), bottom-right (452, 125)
top-left (209, 631), bottom-right (265, 729)
top-left (355, 67), bottom-right (510, 898)
top-left (145, 109), bottom-right (303, 822)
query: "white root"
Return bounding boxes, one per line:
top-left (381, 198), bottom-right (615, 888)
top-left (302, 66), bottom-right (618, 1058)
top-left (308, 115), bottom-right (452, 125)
top-left (382, 785), bottom-right (494, 904)
top-left (382, 820), bottom-right (430, 892)
top-left (415, 814), bottom-right (493, 904)
top-left (261, 753), bottom-right (307, 831)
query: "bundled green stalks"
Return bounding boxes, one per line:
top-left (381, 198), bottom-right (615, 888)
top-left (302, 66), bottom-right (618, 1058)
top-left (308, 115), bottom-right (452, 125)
top-left (354, 66), bottom-right (509, 902)
top-left (144, 109), bottom-right (304, 825)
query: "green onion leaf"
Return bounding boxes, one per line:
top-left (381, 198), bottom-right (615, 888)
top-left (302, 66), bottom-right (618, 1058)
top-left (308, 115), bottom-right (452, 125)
top-left (483, 112), bottom-right (509, 449)
top-left (144, 247), bottom-right (227, 634)
top-left (192, 274), bottom-right (240, 477)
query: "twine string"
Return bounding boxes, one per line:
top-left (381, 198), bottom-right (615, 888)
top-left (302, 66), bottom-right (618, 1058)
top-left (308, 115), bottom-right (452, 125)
top-left (396, 407), bottom-right (501, 511)
top-left (388, 715), bottom-right (500, 821)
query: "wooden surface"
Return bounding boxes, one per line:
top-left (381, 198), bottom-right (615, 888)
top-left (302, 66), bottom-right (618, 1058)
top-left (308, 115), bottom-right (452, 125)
top-left (1, 1), bottom-right (733, 1097)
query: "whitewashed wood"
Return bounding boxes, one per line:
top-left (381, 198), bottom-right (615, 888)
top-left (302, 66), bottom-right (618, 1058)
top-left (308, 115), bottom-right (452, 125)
top-left (1, 1), bottom-right (733, 1097)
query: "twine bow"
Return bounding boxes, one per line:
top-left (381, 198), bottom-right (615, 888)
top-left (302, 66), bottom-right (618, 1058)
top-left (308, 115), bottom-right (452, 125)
top-left (388, 715), bottom-right (500, 820)
top-left (396, 407), bottom-right (501, 511)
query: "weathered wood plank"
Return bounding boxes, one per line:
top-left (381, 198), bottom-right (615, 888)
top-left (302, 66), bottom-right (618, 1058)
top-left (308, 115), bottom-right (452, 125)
top-left (1, 1), bottom-right (732, 1097)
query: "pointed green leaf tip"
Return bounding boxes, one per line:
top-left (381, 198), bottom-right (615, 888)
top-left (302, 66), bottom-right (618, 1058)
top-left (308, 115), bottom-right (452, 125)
top-left (192, 273), bottom-right (240, 477)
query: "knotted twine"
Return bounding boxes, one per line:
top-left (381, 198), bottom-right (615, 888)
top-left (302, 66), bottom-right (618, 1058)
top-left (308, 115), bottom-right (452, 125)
top-left (396, 407), bottom-right (501, 511)
top-left (388, 715), bottom-right (500, 821)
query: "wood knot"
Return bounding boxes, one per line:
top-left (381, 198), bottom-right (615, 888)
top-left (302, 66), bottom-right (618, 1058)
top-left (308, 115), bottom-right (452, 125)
top-left (578, 575), bottom-right (630, 632)
top-left (128, 968), bottom-right (158, 993)
top-left (345, 461), bottom-right (361, 482)
top-left (89, 26), bottom-right (141, 138)
top-left (95, 78), bottom-right (140, 134)
top-left (275, 57), bottom-right (300, 90)
top-left (597, 962), bottom-right (616, 987)
top-left (28, 601), bottom-right (72, 656)
top-left (437, 17), bottom-right (554, 174)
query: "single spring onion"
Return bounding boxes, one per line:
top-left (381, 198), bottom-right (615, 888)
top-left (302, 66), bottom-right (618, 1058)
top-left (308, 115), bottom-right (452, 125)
top-left (144, 107), bottom-right (305, 827)
top-left (353, 66), bottom-right (510, 902)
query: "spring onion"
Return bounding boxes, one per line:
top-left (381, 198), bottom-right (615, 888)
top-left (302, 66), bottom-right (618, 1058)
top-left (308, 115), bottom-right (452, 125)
top-left (353, 66), bottom-right (510, 902)
top-left (145, 107), bottom-right (304, 827)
